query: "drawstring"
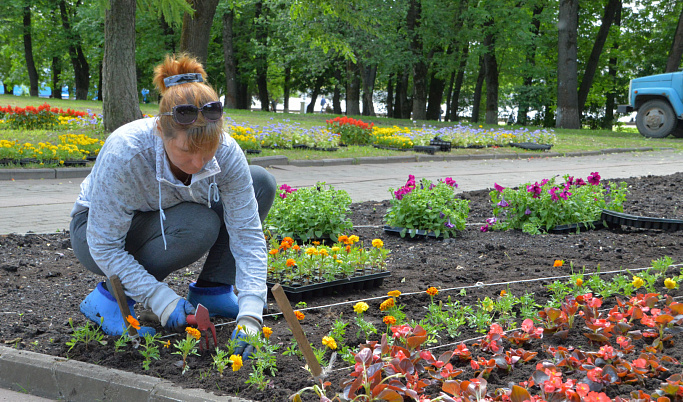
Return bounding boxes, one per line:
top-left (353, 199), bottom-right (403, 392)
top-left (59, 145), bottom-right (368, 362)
top-left (158, 181), bottom-right (168, 250)
top-left (208, 178), bottom-right (219, 207)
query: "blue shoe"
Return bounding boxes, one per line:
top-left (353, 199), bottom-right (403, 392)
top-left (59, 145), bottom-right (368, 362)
top-left (80, 282), bottom-right (156, 337)
top-left (187, 282), bottom-right (239, 319)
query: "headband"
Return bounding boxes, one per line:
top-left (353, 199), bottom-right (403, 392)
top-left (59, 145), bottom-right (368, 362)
top-left (163, 73), bottom-right (204, 87)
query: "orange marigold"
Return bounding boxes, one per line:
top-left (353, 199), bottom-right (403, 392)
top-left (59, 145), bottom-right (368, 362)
top-left (286, 258), bottom-right (296, 267)
top-left (387, 290), bottom-right (401, 298)
top-left (185, 326), bottom-right (202, 340)
top-left (383, 316), bottom-right (397, 325)
top-left (553, 259), bottom-right (564, 267)
top-left (338, 235), bottom-right (349, 243)
top-left (269, 249), bottom-right (278, 255)
top-left (426, 287), bottom-right (439, 296)
top-left (312, 241), bottom-right (321, 246)
top-left (379, 298), bottom-right (395, 311)
top-left (126, 315), bottom-right (141, 330)
top-left (294, 310), bottom-right (305, 320)
top-left (262, 326), bottom-right (273, 339)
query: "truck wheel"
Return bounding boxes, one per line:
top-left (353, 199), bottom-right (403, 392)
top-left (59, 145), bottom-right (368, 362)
top-left (636, 99), bottom-right (676, 138)
top-left (672, 121), bottom-right (683, 138)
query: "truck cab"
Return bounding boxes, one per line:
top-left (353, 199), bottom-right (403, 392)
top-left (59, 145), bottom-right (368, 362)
top-left (618, 71), bottom-right (683, 138)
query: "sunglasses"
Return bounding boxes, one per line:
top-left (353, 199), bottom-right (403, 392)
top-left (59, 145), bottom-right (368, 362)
top-left (160, 101), bottom-right (223, 125)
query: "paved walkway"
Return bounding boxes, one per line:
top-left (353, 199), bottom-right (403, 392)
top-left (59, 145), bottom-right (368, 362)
top-left (1, 148), bottom-right (682, 235)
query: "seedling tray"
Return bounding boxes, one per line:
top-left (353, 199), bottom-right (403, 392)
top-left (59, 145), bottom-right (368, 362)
top-left (383, 225), bottom-right (445, 239)
top-left (267, 271), bottom-right (391, 302)
top-left (548, 220), bottom-right (605, 234)
top-left (510, 142), bottom-right (553, 151)
top-left (413, 145), bottom-right (440, 155)
top-left (429, 137), bottom-right (452, 152)
top-left (601, 209), bottom-right (683, 231)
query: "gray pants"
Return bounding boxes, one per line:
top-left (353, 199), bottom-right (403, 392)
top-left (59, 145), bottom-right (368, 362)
top-left (70, 165), bottom-right (276, 286)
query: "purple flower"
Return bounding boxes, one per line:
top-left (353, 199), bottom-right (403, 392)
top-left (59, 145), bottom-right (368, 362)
top-left (444, 177), bottom-right (458, 188)
top-left (565, 176), bottom-right (574, 186)
top-left (588, 172), bottom-right (601, 185)
top-left (486, 217), bottom-right (497, 225)
top-left (278, 184), bottom-right (297, 199)
top-left (497, 197), bottom-right (509, 207)
top-left (526, 182), bottom-right (542, 198)
top-left (559, 189), bottom-right (571, 200)
top-left (494, 183), bottom-right (505, 193)
top-left (444, 219), bottom-right (455, 229)
top-left (541, 179), bottom-right (549, 186)
top-left (525, 207), bottom-right (531, 215)
top-left (575, 178), bottom-right (586, 186)
top-left (429, 184), bottom-right (436, 190)
top-left (549, 187), bottom-right (560, 201)
top-left (480, 224), bottom-right (489, 232)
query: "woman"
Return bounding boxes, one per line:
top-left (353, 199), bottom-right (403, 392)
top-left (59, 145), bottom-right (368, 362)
top-left (70, 53), bottom-right (275, 358)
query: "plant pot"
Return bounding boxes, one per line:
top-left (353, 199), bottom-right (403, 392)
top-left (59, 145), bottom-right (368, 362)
top-left (0, 158), bottom-right (17, 166)
top-left (245, 149), bottom-right (262, 154)
top-left (267, 270), bottom-right (391, 303)
top-left (19, 158), bottom-right (40, 166)
top-left (429, 137), bottom-right (452, 152)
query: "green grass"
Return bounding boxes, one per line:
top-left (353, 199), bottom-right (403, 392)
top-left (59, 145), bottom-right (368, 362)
top-left (1, 94), bottom-right (682, 164)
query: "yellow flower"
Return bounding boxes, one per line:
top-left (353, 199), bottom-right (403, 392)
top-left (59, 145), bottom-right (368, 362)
top-left (322, 336), bottom-right (337, 350)
top-left (312, 241), bottom-right (321, 245)
top-left (331, 246), bottom-right (340, 252)
top-left (163, 340), bottom-right (170, 348)
top-left (665, 278), bottom-right (677, 290)
top-left (262, 326), bottom-right (273, 339)
top-left (294, 310), bottom-right (305, 320)
top-left (575, 278), bottom-right (583, 287)
top-left (372, 239), bottom-right (384, 248)
top-left (632, 276), bottom-right (644, 289)
top-left (348, 235), bottom-right (359, 244)
top-left (305, 247), bottom-right (317, 255)
top-left (387, 290), bottom-right (401, 298)
top-left (185, 327), bottom-right (201, 340)
top-left (383, 316), bottom-right (396, 325)
top-left (353, 302), bottom-right (369, 314)
top-left (318, 249), bottom-right (329, 257)
top-left (482, 297), bottom-right (494, 312)
top-left (379, 298), bottom-right (395, 311)
top-left (553, 260), bottom-right (564, 267)
top-left (126, 315), bottom-right (141, 330)
top-left (229, 354), bottom-right (243, 371)
top-left (426, 287), bottom-right (439, 297)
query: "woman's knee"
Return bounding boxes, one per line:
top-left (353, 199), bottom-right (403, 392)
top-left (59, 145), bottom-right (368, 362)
top-left (249, 165), bottom-right (277, 219)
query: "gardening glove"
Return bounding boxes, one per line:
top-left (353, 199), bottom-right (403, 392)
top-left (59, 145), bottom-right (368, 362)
top-left (231, 316), bottom-right (261, 360)
top-left (160, 297), bottom-right (196, 331)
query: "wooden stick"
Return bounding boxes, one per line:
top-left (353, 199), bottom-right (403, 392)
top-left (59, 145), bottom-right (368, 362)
top-left (109, 275), bottom-right (139, 338)
top-left (270, 283), bottom-right (322, 378)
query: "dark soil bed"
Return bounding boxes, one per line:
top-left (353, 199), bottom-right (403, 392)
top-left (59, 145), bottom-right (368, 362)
top-left (2, 173), bottom-right (683, 401)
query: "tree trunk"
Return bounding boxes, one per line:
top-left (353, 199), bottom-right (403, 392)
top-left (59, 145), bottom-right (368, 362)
top-left (360, 62), bottom-right (377, 116)
top-left (254, 1), bottom-right (269, 112)
top-left (160, 17), bottom-right (176, 53)
top-left (444, 72), bottom-right (454, 121)
top-left (471, 56), bottom-right (485, 123)
top-left (222, 9), bottom-right (238, 109)
top-left (103, 0), bottom-right (142, 132)
top-left (407, 0), bottom-right (427, 120)
top-left (179, 0), bottom-right (220, 66)
top-left (386, 73), bottom-right (394, 118)
top-left (346, 60), bottom-right (361, 115)
top-left (603, 3), bottom-right (622, 129)
top-left (23, 6), bottom-right (39, 97)
top-left (398, 66), bottom-right (411, 119)
top-left (283, 66), bottom-right (291, 112)
top-left (556, 0), bottom-right (580, 129)
top-left (451, 45), bottom-right (469, 121)
top-left (333, 64), bottom-right (343, 115)
top-left (307, 75), bottom-right (324, 113)
top-left (517, 5), bottom-right (543, 125)
top-left (426, 70), bottom-right (445, 121)
top-left (97, 62), bottom-right (103, 101)
top-left (666, 2), bottom-right (683, 72)
top-left (578, 0), bottom-right (620, 114)
top-left (51, 57), bottom-right (62, 99)
top-left (483, 24), bottom-right (499, 125)
top-left (60, 1), bottom-right (90, 100)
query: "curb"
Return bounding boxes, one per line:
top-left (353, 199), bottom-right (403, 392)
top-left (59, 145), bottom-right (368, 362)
top-left (0, 147), bottom-right (657, 181)
top-left (0, 346), bottom-right (253, 402)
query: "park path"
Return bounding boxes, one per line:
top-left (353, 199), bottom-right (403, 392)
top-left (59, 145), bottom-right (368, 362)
top-left (1, 149), bottom-right (681, 235)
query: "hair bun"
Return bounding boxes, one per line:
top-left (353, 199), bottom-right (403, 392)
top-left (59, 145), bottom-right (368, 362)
top-left (153, 53), bottom-right (207, 94)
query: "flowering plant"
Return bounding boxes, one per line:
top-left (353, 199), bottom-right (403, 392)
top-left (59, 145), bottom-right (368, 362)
top-left (0, 103), bottom-right (89, 130)
top-left (326, 116), bottom-right (374, 145)
top-left (385, 175), bottom-right (469, 238)
top-left (485, 172), bottom-right (628, 234)
top-left (265, 182), bottom-right (353, 242)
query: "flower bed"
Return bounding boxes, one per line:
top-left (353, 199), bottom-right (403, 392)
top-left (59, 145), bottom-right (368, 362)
top-left (0, 133), bottom-right (103, 166)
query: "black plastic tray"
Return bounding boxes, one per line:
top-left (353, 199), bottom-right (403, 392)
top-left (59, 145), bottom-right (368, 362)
top-left (548, 220), bottom-right (605, 234)
top-left (429, 137), bottom-right (452, 152)
top-left (413, 145), bottom-right (440, 155)
top-left (601, 210), bottom-right (683, 231)
top-left (383, 225), bottom-right (445, 239)
top-left (267, 271), bottom-right (391, 302)
top-left (510, 142), bottom-right (553, 151)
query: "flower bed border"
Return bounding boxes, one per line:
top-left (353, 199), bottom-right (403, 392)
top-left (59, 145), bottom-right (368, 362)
top-left (266, 270), bottom-right (391, 302)
top-left (547, 220), bottom-right (605, 234)
top-left (601, 209), bottom-right (683, 231)
top-left (383, 224), bottom-right (444, 239)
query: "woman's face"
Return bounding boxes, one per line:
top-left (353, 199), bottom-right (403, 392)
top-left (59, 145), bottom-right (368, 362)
top-left (163, 131), bottom-right (216, 175)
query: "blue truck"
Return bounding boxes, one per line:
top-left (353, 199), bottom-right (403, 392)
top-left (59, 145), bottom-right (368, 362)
top-left (618, 72), bottom-right (683, 138)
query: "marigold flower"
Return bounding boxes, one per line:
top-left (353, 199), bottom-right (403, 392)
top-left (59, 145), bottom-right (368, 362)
top-left (338, 235), bottom-right (349, 243)
top-left (185, 327), bottom-right (202, 340)
top-left (383, 316), bottom-right (397, 325)
top-left (312, 241), bottom-right (321, 246)
top-left (318, 249), bottom-right (329, 257)
top-left (632, 276), bottom-right (644, 289)
top-left (348, 235), bottom-right (359, 244)
top-left (379, 298), bottom-right (395, 311)
top-left (372, 239), bottom-right (384, 248)
top-left (553, 259), bottom-right (564, 267)
top-left (282, 237), bottom-right (294, 244)
top-left (163, 340), bottom-right (170, 348)
top-left (305, 247), bottom-right (317, 256)
top-left (286, 258), bottom-right (296, 267)
top-left (322, 336), bottom-right (337, 350)
top-left (126, 315), bottom-right (141, 330)
top-left (262, 326), bottom-right (273, 339)
top-left (345, 245), bottom-right (351, 252)
top-left (292, 245), bottom-right (300, 251)
top-left (229, 354), bottom-right (243, 371)
top-left (331, 246), bottom-right (340, 252)
top-left (500, 290), bottom-right (506, 297)
top-left (576, 278), bottom-right (584, 287)
top-left (426, 287), bottom-right (439, 297)
top-left (387, 290), bottom-right (401, 298)
top-left (268, 249), bottom-right (278, 255)
top-left (665, 277), bottom-right (677, 289)
top-left (294, 310), bottom-right (305, 320)
top-left (353, 301), bottom-right (369, 314)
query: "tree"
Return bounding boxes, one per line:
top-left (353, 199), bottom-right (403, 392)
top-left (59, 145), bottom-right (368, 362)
top-left (556, 0), bottom-right (580, 128)
top-left (179, 0), bottom-right (219, 66)
top-left (22, 4), bottom-right (39, 97)
top-left (59, 0), bottom-right (90, 100)
top-left (666, 1), bottom-right (683, 72)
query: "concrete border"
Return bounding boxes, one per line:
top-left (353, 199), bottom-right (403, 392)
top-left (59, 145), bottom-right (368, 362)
top-left (0, 346), bottom-right (252, 402)
top-left (0, 146), bottom-right (661, 181)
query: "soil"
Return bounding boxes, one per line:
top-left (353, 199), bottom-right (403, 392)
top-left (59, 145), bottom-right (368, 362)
top-left (2, 172), bottom-right (683, 401)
